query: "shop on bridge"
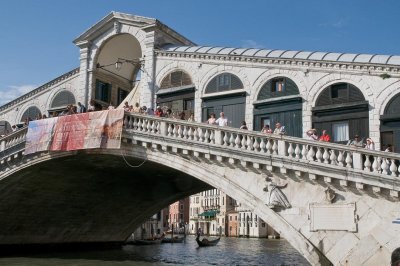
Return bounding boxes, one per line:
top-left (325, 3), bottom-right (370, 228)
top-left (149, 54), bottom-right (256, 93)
top-left (380, 92), bottom-right (400, 152)
top-left (201, 73), bottom-right (246, 128)
top-left (253, 77), bottom-right (303, 137)
top-left (312, 82), bottom-right (369, 144)
top-left (156, 70), bottom-right (194, 117)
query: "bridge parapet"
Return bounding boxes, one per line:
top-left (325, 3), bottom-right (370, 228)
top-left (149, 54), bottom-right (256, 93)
top-left (123, 112), bottom-right (400, 197)
top-left (0, 113), bottom-right (399, 197)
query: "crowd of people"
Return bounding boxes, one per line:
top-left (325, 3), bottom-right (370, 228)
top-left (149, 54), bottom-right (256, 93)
top-left (1, 99), bottom-right (396, 154)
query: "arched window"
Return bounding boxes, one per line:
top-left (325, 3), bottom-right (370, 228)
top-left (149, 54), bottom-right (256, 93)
top-left (205, 73), bottom-right (243, 94)
top-left (21, 106), bottom-right (41, 122)
top-left (160, 70), bottom-right (193, 89)
top-left (315, 83), bottom-right (365, 106)
top-left (312, 82), bottom-right (368, 143)
top-left (51, 90), bottom-right (76, 109)
top-left (384, 92), bottom-right (400, 115)
top-left (257, 77), bottom-right (299, 100)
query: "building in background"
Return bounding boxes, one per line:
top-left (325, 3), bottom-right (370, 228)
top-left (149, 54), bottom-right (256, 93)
top-left (168, 197), bottom-right (189, 233)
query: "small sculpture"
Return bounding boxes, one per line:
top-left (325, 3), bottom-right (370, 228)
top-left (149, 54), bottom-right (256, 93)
top-left (325, 187), bottom-right (336, 203)
top-left (265, 181), bottom-right (291, 209)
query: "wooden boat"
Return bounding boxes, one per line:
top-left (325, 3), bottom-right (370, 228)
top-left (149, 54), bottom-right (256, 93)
top-left (133, 237), bottom-right (163, 245)
top-left (195, 233), bottom-right (220, 247)
top-left (161, 235), bottom-right (185, 243)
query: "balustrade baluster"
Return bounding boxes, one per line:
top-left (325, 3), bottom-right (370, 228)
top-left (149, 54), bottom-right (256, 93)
top-left (364, 155), bottom-right (372, 171)
top-left (178, 124), bottom-right (183, 138)
top-left (272, 140), bottom-right (278, 155)
top-left (253, 137), bottom-right (260, 151)
top-left (259, 138), bottom-right (266, 153)
top-left (323, 148), bottom-right (329, 164)
top-left (209, 130), bottom-right (215, 144)
top-left (316, 147), bottom-right (323, 163)
top-left (173, 124), bottom-right (178, 137)
top-left (241, 135), bottom-right (247, 150)
top-left (390, 159), bottom-right (398, 177)
top-left (183, 126), bottom-right (188, 139)
top-left (156, 121), bottom-right (161, 134)
top-left (235, 134), bottom-right (241, 148)
top-left (381, 158), bottom-right (389, 175)
top-left (188, 127), bottom-right (194, 140)
top-left (287, 143), bottom-right (294, 158)
top-left (337, 151), bottom-right (344, 166)
top-left (137, 119), bottom-right (143, 132)
top-left (204, 129), bottom-right (210, 143)
top-left (151, 121), bottom-right (156, 133)
top-left (133, 118), bottom-right (138, 129)
top-left (247, 136), bottom-right (253, 151)
top-left (307, 146), bottom-right (315, 161)
top-left (199, 128), bottom-right (205, 142)
top-left (294, 144), bottom-right (300, 159)
top-left (229, 133), bottom-right (235, 147)
top-left (266, 139), bottom-right (272, 155)
top-left (167, 123), bottom-right (173, 136)
top-left (345, 152), bottom-right (352, 168)
top-left (301, 144), bottom-right (307, 160)
top-left (223, 132), bottom-right (228, 145)
top-left (329, 150), bottom-right (337, 165)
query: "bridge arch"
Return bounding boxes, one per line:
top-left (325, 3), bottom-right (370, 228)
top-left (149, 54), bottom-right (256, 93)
top-left (0, 143), bottom-right (326, 265)
top-left (90, 33), bottom-right (144, 108)
top-left (47, 89), bottom-right (76, 114)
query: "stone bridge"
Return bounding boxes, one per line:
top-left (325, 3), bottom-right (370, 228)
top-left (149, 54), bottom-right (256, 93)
top-left (0, 112), bottom-right (399, 265)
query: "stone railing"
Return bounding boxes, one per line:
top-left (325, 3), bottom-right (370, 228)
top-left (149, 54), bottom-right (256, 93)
top-left (0, 127), bottom-right (28, 159)
top-left (0, 113), bottom-right (399, 195)
top-left (123, 113), bottom-right (400, 195)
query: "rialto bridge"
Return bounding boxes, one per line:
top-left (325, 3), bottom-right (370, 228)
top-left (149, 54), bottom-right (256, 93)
top-left (0, 11), bottom-right (399, 266)
top-left (0, 112), bottom-right (399, 265)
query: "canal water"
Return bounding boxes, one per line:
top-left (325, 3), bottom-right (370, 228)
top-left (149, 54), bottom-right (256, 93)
top-left (0, 236), bottom-right (310, 266)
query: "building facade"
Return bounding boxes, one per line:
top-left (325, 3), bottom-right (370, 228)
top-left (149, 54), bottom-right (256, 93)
top-left (189, 189), bottom-right (236, 236)
top-left (168, 197), bottom-right (189, 232)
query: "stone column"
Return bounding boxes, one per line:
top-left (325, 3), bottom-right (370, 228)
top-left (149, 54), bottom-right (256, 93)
top-left (75, 40), bottom-right (92, 106)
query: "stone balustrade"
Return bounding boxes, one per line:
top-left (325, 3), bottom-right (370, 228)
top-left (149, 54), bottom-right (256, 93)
top-left (0, 113), bottom-right (399, 197)
top-left (123, 113), bottom-right (400, 196)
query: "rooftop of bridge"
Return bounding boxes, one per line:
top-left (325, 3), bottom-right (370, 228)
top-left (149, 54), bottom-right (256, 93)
top-left (161, 45), bottom-right (400, 66)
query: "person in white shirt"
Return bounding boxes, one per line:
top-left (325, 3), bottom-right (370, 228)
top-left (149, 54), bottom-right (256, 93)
top-left (365, 138), bottom-right (375, 150)
top-left (215, 112), bottom-right (228, 126)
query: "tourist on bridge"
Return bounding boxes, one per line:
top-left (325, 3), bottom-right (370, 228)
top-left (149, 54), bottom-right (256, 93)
top-left (348, 135), bottom-right (364, 147)
top-left (240, 121), bottom-right (248, 130)
top-left (215, 112), bottom-right (228, 126)
top-left (365, 138), bottom-right (375, 150)
top-left (261, 124), bottom-right (272, 133)
top-left (77, 102), bottom-right (86, 113)
top-left (273, 122), bottom-right (286, 135)
top-left (123, 101), bottom-right (130, 112)
top-left (187, 113), bottom-right (195, 122)
top-left (319, 130), bottom-right (331, 142)
top-left (306, 129), bottom-right (318, 140)
top-left (206, 113), bottom-right (216, 125)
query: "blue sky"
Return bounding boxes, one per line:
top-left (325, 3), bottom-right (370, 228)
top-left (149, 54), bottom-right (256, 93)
top-left (0, 0), bottom-right (399, 105)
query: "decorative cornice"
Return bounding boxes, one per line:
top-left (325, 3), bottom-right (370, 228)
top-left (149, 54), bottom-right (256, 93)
top-left (154, 50), bottom-right (400, 76)
top-left (0, 67), bottom-right (80, 114)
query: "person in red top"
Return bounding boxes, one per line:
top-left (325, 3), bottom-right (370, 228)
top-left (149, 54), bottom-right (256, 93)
top-left (154, 106), bottom-right (163, 117)
top-left (319, 130), bottom-right (331, 142)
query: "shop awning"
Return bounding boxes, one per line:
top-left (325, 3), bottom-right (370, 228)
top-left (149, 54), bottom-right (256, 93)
top-left (198, 210), bottom-right (218, 217)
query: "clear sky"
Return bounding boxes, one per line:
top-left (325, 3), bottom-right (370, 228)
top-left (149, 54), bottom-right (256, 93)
top-left (0, 0), bottom-right (399, 105)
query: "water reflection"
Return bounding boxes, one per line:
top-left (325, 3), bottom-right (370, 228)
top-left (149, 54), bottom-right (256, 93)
top-left (0, 236), bottom-right (310, 265)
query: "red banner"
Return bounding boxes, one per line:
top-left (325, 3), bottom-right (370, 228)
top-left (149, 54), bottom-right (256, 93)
top-left (25, 109), bottom-right (124, 155)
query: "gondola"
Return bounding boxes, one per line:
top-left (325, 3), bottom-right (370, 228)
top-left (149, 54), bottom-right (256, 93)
top-left (161, 235), bottom-right (185, 243)
top-left (132, 237), bottom-right (163, 245)
top-left (195, 233), bottom-right (220, 247)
